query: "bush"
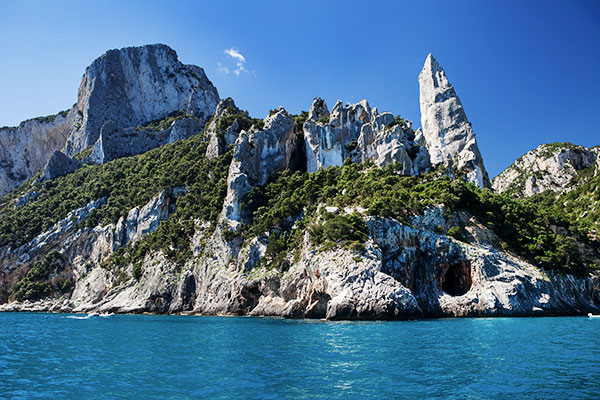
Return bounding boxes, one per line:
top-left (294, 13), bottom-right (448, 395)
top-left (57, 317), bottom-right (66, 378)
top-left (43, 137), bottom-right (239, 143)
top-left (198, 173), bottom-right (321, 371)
top-left (240, 161), bottom-right (592, 275)
top-left (10, 251), bottom-right (66, 301)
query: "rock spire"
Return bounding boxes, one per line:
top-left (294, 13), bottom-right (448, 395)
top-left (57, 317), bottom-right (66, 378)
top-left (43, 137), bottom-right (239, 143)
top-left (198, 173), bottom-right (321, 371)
top-left (418, 54), bottom-right (491, 188)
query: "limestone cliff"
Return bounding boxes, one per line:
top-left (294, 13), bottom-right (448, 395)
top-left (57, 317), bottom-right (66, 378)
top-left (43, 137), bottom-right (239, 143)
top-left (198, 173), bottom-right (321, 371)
top-left (0, 109), bottom-right (77, 196)
top-left (492, 143), bottom-right (598, 197)
top-left (419, 54), bottom-right (491, 188)
top-left (0, 44), bottom-right (219, 196)
top-left (2, 204), bottom-right (597, 317)
top-left (303, 98), bottom-right (430, 175)
top-left (64, 44), bottom-right (219, 156)
top-left (0, 47), bottom-right (598, 319)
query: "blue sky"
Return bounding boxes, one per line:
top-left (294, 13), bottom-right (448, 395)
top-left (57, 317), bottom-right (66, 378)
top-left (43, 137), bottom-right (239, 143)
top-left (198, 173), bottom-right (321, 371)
top-left (1, 0), bottom-right (599, 177)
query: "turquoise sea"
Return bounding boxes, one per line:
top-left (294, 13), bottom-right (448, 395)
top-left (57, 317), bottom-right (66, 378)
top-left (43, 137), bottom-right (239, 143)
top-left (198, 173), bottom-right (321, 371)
top-left (0, 313), bottom-right (598, 399)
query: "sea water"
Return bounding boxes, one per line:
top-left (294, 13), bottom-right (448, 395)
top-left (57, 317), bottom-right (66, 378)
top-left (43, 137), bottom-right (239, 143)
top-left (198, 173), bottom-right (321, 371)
top-left (0, 313), bottom-right (598, 399)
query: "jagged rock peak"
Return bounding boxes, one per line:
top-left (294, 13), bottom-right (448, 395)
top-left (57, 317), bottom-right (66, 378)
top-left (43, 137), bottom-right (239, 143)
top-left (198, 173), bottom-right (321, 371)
top-left (419, 53), bottom-right (491, 188)
top-left (492, 143), bottom-right (599, 197)
top-left (221, 109), bottom-right (298, 227)
top-left (308, 97), bottom-right (329, 122)
top-left (64, 43), bottom-right (220, 156)
top-left (205, 98), bottom-right (246, 159)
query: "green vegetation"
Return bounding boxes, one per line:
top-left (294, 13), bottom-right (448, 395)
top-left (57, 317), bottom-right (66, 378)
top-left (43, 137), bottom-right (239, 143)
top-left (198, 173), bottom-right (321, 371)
top-left (313, 98), bottom-right (325, 109)
top-left (309, 212), bottom-right (369, 252)
top-left (241, 161), bottom-right (593, 275)
top-left (346, 140), bottom-right (358, 153)
top-left (1, 107), bottom-right (595, 281)
top-left (10, 251), bottom-right (70, 301)
top-left (386, 115), bottom-right (406, 129)
top-left (528, 169), bottom-right (600, 245)
top-left (214, 103), bottom-right (265, 137)
top-left (290, 111), bottom-right (308, 132)
top-left (74, 145), bottom-right (94, 161)
top-left (1, 109), bottom-right (71, 130)
top-left (135, 110), bottom-right (193, 132)
top-left (317, 116), bottom-right (329, 125)
top-left (0, 135), bottom-right (232, 253)
top-left (537, 142), bottom-right (577, 159)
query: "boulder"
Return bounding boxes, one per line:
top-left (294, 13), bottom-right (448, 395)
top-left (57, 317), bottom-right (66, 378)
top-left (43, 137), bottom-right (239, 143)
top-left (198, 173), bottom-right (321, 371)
top-left (41, 150), bottom-right (82, 181)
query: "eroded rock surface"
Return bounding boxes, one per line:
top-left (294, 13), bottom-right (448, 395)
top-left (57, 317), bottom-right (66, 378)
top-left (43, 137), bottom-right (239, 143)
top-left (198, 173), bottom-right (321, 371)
top-left (419, 54), bottom-right (490, 188)
top-left (64, 44), bottom-right (219, 156)
top-left (0, 188), bottom-right (184, 305)
top-left (205, 98), bottom-right (245, 159)
top-left (221, 108), bottom-right (299, 227)
top-left (41, 150), bottom-right (82, 180)
top-left (3, 204), bottom-right (598, 318)
top-left (0, 110), bottom-right (77, 195)
top-left (492, 143), bottom-right (598, 197)
top-left (303, 98), bottom-right (430, 175)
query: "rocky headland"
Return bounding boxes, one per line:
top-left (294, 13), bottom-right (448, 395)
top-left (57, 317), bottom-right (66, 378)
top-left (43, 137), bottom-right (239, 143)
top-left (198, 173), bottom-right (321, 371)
top-left (0, 44), bottom-right (598, 319)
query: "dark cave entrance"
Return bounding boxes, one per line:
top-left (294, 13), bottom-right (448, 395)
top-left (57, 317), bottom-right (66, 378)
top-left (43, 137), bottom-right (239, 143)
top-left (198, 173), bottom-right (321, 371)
top-left (441, 261), bottom-right (472, 296)
top-left (289, 131), bottom-right (307, 173)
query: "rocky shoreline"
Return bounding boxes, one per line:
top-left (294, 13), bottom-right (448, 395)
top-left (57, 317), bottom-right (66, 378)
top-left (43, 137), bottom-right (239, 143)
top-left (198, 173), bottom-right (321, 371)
top-left (1, 44), bottom-right (599, 320)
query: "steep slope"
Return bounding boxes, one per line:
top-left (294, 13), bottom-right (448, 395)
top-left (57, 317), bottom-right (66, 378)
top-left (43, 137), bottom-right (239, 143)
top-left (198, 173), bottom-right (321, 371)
top-left (0, 44), bottom-right (220, 196)
top-left (493, 142), bottom-right (598, 197)
top-left (0, 48), bottom-right (598, 318)
top-left (65, 44), bottom-right (219, 156)
top-left (419, 54), bottom-right (491, 188)
top-left (1, 145), bottom-right (597, 316)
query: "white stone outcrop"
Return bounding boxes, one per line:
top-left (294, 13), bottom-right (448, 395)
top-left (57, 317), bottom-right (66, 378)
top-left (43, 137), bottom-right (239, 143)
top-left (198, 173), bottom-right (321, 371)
top-left (419, 54), bottom-right (491, 188)
top-left (303, 98), bottom-right (430, 175)
top-left (21, 206), bottom-right (596, 318)
top-left (0, 110), bottom-right (77, 196)
top-left (492, 143), bottom-right (598, 197)
top-left (0, 188), bottom-right (184, 305)
top-left (221, 109), bottom-right (298, 227)
top-left (205, 98), bottom-right (245, 159)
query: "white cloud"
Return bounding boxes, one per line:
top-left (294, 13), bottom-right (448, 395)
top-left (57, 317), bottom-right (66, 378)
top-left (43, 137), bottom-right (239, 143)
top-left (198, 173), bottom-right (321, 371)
top-left (224, 48), bottom-right (246, 64)
top-left (223, 47), bottom-right (249, 76)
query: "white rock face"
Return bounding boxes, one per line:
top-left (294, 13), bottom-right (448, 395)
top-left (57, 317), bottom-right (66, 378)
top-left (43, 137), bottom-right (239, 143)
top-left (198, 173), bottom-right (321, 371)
top-left (205, 98), bottom-right (244, 159)
top-left (221, 109), bottom-right (298, 227)
top-left (0, 109), bottom-right (77, 196)
top-left (303, 98), bottom-right (430, 175)
top-left (14, 206), bottom-right (595, 318)
top-left (492, 143), bottom-right (598, 197)
top-left (64, 44), bottom-right (219, 156)
top-left (0, 188), bottom-right (183, 304)
top-left (304, 99), bottom-right (369, 172)
top-left (419, 54), bottom-right (491, 188)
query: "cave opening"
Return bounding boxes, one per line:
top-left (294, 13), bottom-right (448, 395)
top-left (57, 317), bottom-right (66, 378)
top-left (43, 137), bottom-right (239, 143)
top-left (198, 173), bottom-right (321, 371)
top-left (441, 260), bottom-right (472, 296)
top-left (289, 131), bottom-right (307, 173)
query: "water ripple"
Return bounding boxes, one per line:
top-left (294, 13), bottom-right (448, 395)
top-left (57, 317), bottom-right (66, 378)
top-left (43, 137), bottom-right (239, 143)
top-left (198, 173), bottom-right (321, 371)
top-left (0, 314), bottom-right (598, 399)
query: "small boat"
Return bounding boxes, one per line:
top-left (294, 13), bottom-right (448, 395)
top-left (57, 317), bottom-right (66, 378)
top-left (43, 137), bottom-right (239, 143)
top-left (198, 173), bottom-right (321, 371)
top-left (99, 313), bottom-right (114, 318)
top-left (67, 313), bottom-right (98, 320)
top-left (587, 313), bottom-right (600, 318)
